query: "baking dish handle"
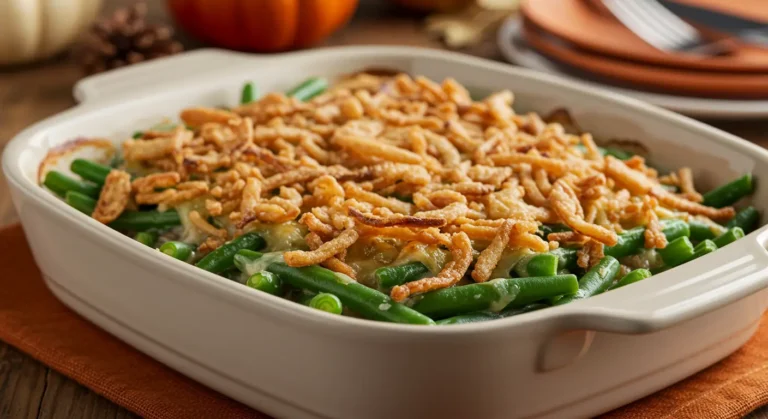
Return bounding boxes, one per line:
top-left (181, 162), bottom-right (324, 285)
top-left (559, 225), bottom-right (768, 334)
top-left (73, 49), bottom-right (254, 103)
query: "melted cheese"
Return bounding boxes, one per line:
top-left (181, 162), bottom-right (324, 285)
top-left (490, 248), bottom-right (531, 280)
top-left (241, 252), bottom-right (285, 277)
top-left (487, 278), bottom-right (518, 312)
top-left (245, 221), bottom-right (308, 252)
top-left (175, 199), bottom-right (207, 244)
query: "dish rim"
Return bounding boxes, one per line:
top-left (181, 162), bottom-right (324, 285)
top-left (5, 45), bottom-right (768, 336)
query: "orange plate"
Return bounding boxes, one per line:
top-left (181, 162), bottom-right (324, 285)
top-left (521, 0), bottom-right (768, 73)
top-left (521, 20), bottom-right (768, 98)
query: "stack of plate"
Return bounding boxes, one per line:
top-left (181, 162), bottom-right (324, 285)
top-left (497, 0), bottom-right (768, 119)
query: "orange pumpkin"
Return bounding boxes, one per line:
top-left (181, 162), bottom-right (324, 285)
top-left (166, 0), bottom-right (359, 52)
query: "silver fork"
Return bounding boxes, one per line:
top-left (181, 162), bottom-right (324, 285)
top-left (602, 0), bottom-right (728, 54)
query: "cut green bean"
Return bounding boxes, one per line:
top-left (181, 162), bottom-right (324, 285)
top-left (549, 247), bottom-right (579, 271)
top-left (71, 159), bottom-right (112, 185)
top-left (240, 82), bottom-right (255, 104)
top-left (688, 239), bottom-right (717, 261)
top-left (554, 257), bottom-right (620, 306)
top-left (514, 253), bottom-right (559, 277)
top-left (409, 277), bottom-right (524, 319)
top-left (659, 236), bottom-right (695, 267)
top-left (43, 171), bottom-right (100, 198)
top-left (713, 227), bottom-right (745, 248)
top-left (132, 131), bottom-right (143, 139)
top-left (196, 232), bottom-right (266, 273)
top-left (501, 303), bottom-right (548, 317)
top-left (109, 210), bottom-right (181, 231)
top-left (246, 271), bottom-right (283, 296)
top-left (135, 231), bottom-right (157, 247)
top-left (375, 262), bottom-right (430, 289)
top-left (609, 268), bottom-right (651, 290)
top-left (507, 274), bottom-right (579, 307)
top-left (437, 312), bottom-right (500, 325)
top-left (702, 174), bottom-right (753, 208)
top-left (64, 191), bottom-right (181, 230)
top-left (688, 220), bottom-right (726, 241)
top-left (286, 77), bottom-right (328, 101)
top-left (266, 263), bottom-right (434, 325)
top-left (160, 241), bottom-right (194, 262)
top-left (605, 219), bottom-right (690, 259)
top-left (65, 191), bottom-right (98, 214)
top-left (727, 206), bottom-right (759, 233)
top-left (306, 293), bottom-right (343, 315)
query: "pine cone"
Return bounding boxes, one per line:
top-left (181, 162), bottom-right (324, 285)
top-left (75, 2), bottom-right (184, 75)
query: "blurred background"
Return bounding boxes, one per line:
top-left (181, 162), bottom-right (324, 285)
top-left (1, 0), bottom-right (767, 416)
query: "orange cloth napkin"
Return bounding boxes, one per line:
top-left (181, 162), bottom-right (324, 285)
top-left (1, 223), bottom-right (767, 419)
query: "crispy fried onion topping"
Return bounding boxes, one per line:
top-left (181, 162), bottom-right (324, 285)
top-left (391, 232), bottom-right (473, 301)
top-left (58, 73), bottom-right (743, 300)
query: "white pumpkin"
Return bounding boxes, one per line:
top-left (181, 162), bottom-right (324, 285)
top-left (0, 0), bottom-right (102, 66)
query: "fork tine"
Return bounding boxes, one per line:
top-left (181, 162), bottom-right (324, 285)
top-left (604, 0), bottom-right (676, 50)
top-left (603, 0), bottom-right (703, 52)
top-left (618, 1), bottom-right (684, 49)
top-left (630, 0), bottom-right (700, 46)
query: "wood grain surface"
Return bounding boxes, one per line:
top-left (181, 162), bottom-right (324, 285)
top-left (0, 0), bottom-right (767, 418)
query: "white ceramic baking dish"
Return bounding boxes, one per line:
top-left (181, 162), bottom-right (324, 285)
top-left (5, 47), bottom-right (768, 419)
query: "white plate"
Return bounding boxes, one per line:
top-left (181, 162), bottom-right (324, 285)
top-left (497, 17), bottom-right (768, 120)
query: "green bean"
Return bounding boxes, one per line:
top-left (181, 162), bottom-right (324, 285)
top-left (514, 253), bottom-right (559, 277)
top-left (549, 247), bottom-right (579, 271)
top-left (65, 191), bottom-right (99, 214)
top-left (195, 232), bottom-right (266, 273)
top-left (436, 312), bottom-right (500, 325)
top-left (286, 77), bottom-right (328, 101)
top-left (375, 262), bottom-right (430, 289)
top-left (306, 293), bottom-right (343, 315)
top-left (240, 82), bottom-right (256, 104)
top-left (234, 250), bottom-right (264, 272)
top-left (689, 239), bottom-right (717, 261)
top-left (246, 271), bottom-right (283, 296)
top-left (659, 236), bottom-right (695, 267)
top-left (726, 206), bottom-right (759, 233)
top-left (554, 257), bottom-right (620, 306)
top-left (409, 277), bottom-right (524, 319)
top-left (71, 159), bottom-right (112, 185)
top-left (688, 220), bottom-right (726, 241)
top-left (501, 303), bottom-right (548, 317)
top-left (134, 231), bottom-right (157, 247)
top-left (702, 174), bottom-right (753, 208)
top-left (43, 171), bottom-right (100, 198)
top-left (507, 274), bottom-right (579, 307)
top-left (609, 268), bottom-right (651, 290)
top-left (605, 219), bottom-right (690, 259)
top-left (267, 262), bottom-right (434, 325)
top-left (109, 211), bottom-right (182, 231)
top-left (132, 131), bottom-right (143, 139)
top-left (713, 227), bottom-right (745, 248)
top-left (64, 191), bottom-right (181, 230)
top-left (159, 241), bottom-right (194, 262)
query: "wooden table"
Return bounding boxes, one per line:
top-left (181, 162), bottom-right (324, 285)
top-left (1, 1), bottom-right (766, 417)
